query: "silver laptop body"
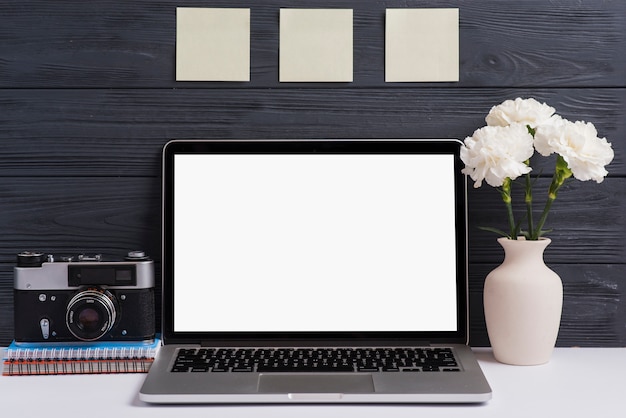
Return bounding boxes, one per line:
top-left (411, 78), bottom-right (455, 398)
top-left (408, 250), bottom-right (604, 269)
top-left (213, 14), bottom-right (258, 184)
top-left (139, 139), bottom-right (492, 404)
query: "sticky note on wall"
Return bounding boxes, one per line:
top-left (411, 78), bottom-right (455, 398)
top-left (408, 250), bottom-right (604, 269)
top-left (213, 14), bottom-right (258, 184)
top-left (176, 8), bottom-right (250, 81)
top-left (279, 9), bottom-right (353, 82)
top-left (385, 8), bottom-right (459, 82)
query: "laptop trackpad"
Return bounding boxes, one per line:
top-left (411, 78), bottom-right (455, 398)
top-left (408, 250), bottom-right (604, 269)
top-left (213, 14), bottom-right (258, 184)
top-left (258, 374), bottom-right (375, 394)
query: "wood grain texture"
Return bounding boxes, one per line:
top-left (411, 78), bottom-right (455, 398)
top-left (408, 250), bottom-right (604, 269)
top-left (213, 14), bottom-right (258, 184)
top-left (468, 264), bottom-right (626, 347)
top-left (0, 88), bottom-right (623, 176)
top-left (0, 177), bottom-right (623, 264)
top-left (0, 178), bottom-right (161, 263)
top-left (468, 179), bottom-right (626, 263)
top-left (0, 0), bottom-right (624, 346)
top-left (0, 0), bottom-right (624, 88)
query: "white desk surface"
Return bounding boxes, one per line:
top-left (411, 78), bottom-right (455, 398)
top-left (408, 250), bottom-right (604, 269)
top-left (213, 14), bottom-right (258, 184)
top-left (2, 347), bottom-right (624, 417)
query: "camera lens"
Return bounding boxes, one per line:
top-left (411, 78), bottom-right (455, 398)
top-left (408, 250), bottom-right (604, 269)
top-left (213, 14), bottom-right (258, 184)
top-left (77, 308), bottom-right (100, 331)
top-left (66, 288), bottom-right (119, 341)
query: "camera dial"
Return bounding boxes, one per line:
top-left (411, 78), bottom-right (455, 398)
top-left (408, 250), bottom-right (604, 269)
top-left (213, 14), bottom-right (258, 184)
top-left (65, 287), bottom-right (119, 341)
top-left (17, 251), bottom-right (47, 268)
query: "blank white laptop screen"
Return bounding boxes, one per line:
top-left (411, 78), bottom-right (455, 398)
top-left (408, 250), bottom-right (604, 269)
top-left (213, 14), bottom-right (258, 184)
top-left (173, 153), bottom-right (458, 333)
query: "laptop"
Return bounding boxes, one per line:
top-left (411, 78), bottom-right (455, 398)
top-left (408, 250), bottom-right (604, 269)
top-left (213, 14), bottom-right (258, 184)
top-left (139, 139), bottom-right (492, 404)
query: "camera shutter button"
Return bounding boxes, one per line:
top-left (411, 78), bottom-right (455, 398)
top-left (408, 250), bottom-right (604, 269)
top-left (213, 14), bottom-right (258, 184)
top-left (126, 250), bottom-right (150, 261)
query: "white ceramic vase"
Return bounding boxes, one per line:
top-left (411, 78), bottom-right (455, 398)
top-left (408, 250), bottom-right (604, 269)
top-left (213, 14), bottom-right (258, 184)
top-left (483, 237), bottom-right (563, 366)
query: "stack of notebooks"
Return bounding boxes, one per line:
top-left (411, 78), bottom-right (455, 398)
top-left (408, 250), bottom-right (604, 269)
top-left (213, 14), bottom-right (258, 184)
top-left (2, 337), bottom-right (160, 376)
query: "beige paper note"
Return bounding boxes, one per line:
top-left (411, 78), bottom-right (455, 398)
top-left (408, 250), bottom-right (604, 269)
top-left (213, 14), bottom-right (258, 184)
top-left (176, 8), bottom-right (250, 81)
top-left (386, 8), bottom-right (459, 82)
top-left (280, 9), bottom-right (353, 82)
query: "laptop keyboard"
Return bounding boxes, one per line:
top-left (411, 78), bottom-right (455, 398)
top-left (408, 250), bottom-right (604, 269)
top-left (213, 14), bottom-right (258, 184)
top-left (171, 347), bottom-right (461, 373)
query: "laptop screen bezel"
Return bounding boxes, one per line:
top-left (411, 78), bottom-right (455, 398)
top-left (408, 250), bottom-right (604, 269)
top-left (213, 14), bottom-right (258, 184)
top-left (161, 139), bottom-right (469, 346)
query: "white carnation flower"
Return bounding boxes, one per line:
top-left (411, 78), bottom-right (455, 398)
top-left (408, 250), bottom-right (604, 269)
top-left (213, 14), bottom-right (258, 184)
top-left (486, 97), bottom-right (556, 129)
top-left (534, 118), bottom-right (614, 183)
top-left (461, 123), bottom-right (535, 188)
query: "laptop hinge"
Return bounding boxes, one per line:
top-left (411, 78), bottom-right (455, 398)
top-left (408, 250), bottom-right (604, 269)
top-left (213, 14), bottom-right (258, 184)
top-left (198, 340), bottom-right (433, 348)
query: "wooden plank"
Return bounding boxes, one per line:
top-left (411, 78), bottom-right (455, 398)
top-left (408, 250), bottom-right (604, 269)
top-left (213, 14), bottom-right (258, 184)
top-left (0, 176), bottom-right (623, 263)
top-left (0, 274), bottom-right (13, 345)
top-left (0, 0), bottom-right (624, 88)
top-left (468, 179), bottom-right (626, 263)
top-left (469, 264), bottom-right (626, 347)
top-left (0, 88), bottom-right (623, 176)
top-left (0, 177), bottom-right (161, 264)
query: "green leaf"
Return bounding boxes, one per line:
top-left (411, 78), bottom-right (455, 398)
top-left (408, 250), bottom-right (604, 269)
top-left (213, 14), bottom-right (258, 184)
top-left (536, 229), bottom-right (553, 238)
top-left (478, 226), bottom-right (511, 238)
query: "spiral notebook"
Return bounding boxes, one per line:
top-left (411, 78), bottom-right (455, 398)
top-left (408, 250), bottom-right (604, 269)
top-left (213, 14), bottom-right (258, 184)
top-left (3, 337), bottom-right (160, 376)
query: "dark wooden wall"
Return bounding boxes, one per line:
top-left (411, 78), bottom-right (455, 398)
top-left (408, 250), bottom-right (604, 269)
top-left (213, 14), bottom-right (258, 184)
top-left (1, 0), bottom-right (624, 346)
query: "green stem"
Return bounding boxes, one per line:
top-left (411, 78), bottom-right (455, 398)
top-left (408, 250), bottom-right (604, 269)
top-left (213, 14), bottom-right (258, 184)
top-left (500, 178), bottom-right (517, 239)
top-left (524, 127), bottom-right (536, 239)
top-left (533, 155), bottom-right (572, 239)
top-left (524, 161), bottom-right (534, 239)
top-left (534, 194), bottom-right (555, 239)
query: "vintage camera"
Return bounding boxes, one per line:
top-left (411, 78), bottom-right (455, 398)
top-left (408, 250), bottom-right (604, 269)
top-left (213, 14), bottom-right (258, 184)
top-left (14, 250), bottom-right (155, 343)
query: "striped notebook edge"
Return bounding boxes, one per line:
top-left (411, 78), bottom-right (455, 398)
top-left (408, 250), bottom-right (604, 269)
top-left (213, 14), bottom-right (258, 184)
top-left (3, 358), bottom-right (154, 376)
top-left (2, 337), bottom-right (160, 376)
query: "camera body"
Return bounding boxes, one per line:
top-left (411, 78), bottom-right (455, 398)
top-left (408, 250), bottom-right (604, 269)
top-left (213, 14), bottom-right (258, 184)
top-left (14, 251), bottom-right (155, 343)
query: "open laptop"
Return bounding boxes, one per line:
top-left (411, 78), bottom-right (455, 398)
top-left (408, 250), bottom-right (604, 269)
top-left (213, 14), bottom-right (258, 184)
top-left (139, 139), bottom-right (492, 404)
